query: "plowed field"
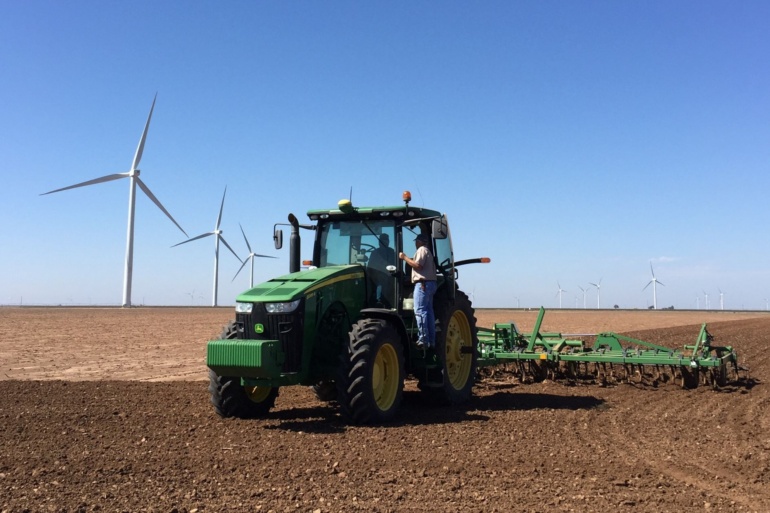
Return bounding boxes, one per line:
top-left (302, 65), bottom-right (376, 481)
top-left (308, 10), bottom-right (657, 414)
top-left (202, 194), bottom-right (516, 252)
top-left (1, 307), bottom-right (768, 512)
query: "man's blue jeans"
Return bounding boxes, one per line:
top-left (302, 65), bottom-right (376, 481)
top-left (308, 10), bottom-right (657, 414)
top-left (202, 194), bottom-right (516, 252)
top-left (414, 280), bottom-right (437, 347)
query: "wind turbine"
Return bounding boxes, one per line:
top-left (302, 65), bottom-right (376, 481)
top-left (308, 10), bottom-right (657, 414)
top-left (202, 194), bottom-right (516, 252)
top-left (233, 223), bottom-right (277, 288)
top-left (556, 282), bottom-right (566, 308)
top-left (719, 288), bottom-right (724, 310)
top-left (642, 262), bottom-right (665, 310)
top-left (589, 278), bottom-right (602, 309)
top-left (703, 290), bottom-right (710, 310)
top-left (173, 187), bottom-right (243, 307)
top-left (41, 95), bottom-right (187, 307)
top-left (578, 285), bottom-right (587, 309)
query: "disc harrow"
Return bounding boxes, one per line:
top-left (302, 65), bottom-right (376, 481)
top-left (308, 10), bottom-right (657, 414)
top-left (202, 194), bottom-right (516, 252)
top-left (476, 307), bottom-right (743, 389)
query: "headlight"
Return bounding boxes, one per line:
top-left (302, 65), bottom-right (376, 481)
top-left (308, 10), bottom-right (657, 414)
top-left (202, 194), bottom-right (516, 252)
top-left (235, 302), bottom-right (254, 314)
top-left (265, 299), bottom-right (301, 314)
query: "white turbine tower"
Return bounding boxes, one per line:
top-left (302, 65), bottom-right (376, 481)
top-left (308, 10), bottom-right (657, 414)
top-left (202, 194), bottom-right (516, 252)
top-left (233, 223), bottom-right (277, 288)
top-left (642, 262), bottom-right (665, 310)
top-left (589, 278), bottom-right (602, 309)
top-left (556, 282), bottom-right (566, 308)
top-left (703, 290), bottom-right (710, 310)
top-left (719, 288), bottom-right (724, 310)
top-left (578, 285), bottom-right (587, 309)
top-left (173, 187), bottom-right (242, 307)
top-left (41, 95), bottom-right (187, 307)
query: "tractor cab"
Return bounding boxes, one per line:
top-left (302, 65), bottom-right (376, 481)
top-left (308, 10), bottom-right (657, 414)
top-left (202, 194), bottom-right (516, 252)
top-left (304, 192), bottom-right (455, 313)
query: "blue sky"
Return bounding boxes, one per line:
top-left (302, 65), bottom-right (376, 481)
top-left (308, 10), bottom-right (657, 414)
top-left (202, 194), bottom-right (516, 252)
top-left (2, 1), bottom-right (769, 309)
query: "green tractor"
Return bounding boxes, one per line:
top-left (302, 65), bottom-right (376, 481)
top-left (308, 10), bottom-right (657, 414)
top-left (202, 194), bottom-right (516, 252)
top-left (207, 191), bottom-right (489, 424)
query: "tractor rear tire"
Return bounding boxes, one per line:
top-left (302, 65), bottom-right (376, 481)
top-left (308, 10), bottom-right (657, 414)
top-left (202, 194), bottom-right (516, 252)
top-left (208, 320), bottom-right (279, 419)
top-left (427, 290), bottom-right (479, 404)
top-left (337, 319), bottom-right (405, 424)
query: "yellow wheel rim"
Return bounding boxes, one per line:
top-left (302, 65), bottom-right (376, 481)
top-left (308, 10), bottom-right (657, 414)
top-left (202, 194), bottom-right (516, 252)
top-left (244, 385), bottom-right (272, 404)
top-left (445, 310), bottom-right (473, 390)
top-left (373, 342), bottom-right (399, 411)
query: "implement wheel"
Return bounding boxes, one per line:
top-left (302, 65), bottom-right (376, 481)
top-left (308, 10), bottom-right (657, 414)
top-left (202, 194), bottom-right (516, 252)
top-left (427, 290), bottom-right (478, 404)
top-left (337, 319), bottom-right (405, 424)
top-left (208, 320), bottom-right (279, 419)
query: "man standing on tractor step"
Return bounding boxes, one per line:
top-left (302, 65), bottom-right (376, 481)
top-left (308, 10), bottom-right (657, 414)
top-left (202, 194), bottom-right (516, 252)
top-left (399, 233), bottom-right (437, 349)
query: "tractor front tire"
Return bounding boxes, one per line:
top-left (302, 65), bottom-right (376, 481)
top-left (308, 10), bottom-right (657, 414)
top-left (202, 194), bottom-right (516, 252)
top-left (431, 290), bottom-right (479, 404)
top-left (208, 320), bottom-right (279, 419)
top-left (337, 319), bottom-right (405, 424)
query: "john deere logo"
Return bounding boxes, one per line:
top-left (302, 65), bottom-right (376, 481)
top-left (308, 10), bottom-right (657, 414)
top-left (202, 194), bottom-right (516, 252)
top-left (255, 324), bottom-right (265, 334)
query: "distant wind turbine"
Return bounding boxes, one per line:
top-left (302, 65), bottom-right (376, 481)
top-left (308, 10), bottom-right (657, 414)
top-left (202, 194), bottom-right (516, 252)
top-left (233, 223), bottom-right (277, 288)
top-left (719, 288), bottom-right (724, 310)
top-left (642, 262), bottom-right (665, 310)
top-left (556, 282), bottom-right (566, 308)
top-left (578, 285), bottom-right (587, 309)
top-left (173, 187), bottom-right (242, 307)
top-left (41, 95), bottom-right (187, 307)
top-left (589, 278), bottom-right (602, 309)
top-left (703, 290), bottom-right (710, 310)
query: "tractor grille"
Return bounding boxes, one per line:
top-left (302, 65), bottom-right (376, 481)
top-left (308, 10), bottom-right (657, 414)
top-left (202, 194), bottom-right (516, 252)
top-left (236, 301), bottom-right (305, 373)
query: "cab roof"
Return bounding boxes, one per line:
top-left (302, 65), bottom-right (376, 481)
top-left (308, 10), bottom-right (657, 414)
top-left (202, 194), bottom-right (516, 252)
top-left (307, 204), bottom-right (441, 222)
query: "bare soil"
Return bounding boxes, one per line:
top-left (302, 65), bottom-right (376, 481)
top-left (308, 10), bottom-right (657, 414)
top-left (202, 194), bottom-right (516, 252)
top-left (1, 307), bottom-right (769, 512)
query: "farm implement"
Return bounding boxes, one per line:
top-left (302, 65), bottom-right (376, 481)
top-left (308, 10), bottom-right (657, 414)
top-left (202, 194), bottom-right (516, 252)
top-left (207, 191), bottom-right (744, 425)
top-left (477, 307), bottom-right (741, 389)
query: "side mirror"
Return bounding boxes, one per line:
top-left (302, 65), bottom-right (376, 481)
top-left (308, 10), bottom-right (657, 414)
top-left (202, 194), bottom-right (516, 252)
top-left (273, 228), bottom-right (283, 250)
top-left (432, 214), bottom-right (449, 240)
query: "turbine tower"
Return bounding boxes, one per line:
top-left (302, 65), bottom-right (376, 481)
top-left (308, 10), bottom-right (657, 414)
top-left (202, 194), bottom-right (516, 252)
top-left (173, 187), bottom-right (242, 307)
top-left (556, 282), bottom-right (566, 308)
top-left (589, 278), bottom-right (602, 309)
top-left (719, 288), bottom-right (724, 310)
top-left (578, 285), bottom-right (587, 309)
top-left (233, 223), bottom-right (277, 288)
top-left (703, 290), bottom-right (710, 310)
top-left (41, 95), bottom-right (187, 307)
top-left (642, 262), bottom-right (665, 309)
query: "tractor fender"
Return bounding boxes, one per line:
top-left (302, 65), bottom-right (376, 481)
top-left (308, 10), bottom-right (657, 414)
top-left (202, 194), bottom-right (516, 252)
top-left (358, 308), bottom-right (409, 349)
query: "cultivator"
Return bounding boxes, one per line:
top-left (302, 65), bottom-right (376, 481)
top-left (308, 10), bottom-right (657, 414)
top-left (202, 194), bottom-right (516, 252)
top-left (476, 308), bottom-right (742, 389)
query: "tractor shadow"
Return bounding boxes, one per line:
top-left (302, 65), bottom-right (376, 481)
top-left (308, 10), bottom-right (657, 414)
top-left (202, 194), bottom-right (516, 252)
top-left (393, 390), bottom-right (606, 427)
top-left (263, 389), bottom-right (606, 432)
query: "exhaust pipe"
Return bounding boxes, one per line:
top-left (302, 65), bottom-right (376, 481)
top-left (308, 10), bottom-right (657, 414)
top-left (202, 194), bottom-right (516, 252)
top-left (288, 213), bottom-right (301, 274)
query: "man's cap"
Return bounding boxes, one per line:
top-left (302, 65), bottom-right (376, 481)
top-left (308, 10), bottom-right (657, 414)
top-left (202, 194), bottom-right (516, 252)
top-left (414, 233), bottom-right (430, 244)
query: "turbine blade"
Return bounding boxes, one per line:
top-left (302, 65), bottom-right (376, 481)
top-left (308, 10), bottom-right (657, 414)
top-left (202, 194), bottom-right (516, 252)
top-left (215, 186), bottom-right (227, 230)
top-left (132, 94), bottom-right (157, 171)
top-left (219, 236), bottom-right (243, 263)
top-left (136, 177), bottom-right (188, 236)
top-left (658, 281), bottom-right (666, 287)
top-left (650, 262), bottom-right (656, 278)
top-left (239, 223), bottom-right (253, 253)
top-left (232, 256), bottom-right (250, 282)
top-left (40, 173), bottom-right (129, 195)
top-left (252, 254), bottom-right (278, 259)
top-left (642, 281), bottom-right (652, 291)
top-left (172, 232), bottom-right (213, 247)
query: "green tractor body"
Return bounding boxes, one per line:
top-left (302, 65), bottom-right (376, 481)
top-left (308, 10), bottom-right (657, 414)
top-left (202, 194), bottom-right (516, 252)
top-left (207, 194), bottom-right (483, 423)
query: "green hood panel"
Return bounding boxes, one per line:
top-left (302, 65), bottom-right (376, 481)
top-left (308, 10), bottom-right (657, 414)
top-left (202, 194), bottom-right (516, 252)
top-left (236, 265), bottom-right (365, 303)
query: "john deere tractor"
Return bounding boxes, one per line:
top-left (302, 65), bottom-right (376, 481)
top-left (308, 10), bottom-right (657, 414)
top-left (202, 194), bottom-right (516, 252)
top-left (207, 191), bottom-right (489, 424)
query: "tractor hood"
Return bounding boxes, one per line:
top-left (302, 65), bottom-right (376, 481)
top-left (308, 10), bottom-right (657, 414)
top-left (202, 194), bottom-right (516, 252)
top-left (236, 265), bottom-right (366, 303)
